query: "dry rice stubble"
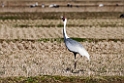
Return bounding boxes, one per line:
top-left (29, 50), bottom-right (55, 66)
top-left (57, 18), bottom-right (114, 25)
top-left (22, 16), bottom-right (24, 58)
top-left (0, 41), bottom-right (124, 77)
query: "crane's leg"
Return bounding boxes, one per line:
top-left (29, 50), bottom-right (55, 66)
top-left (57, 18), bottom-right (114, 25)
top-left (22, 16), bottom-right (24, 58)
top-left (74, 53), bottom-right (77, 69)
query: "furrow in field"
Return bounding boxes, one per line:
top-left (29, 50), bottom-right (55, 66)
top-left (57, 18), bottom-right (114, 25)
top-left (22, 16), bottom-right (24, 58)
top-left (0, 27), bottom-right (124, 39)
top-left (42, 28), bottom-right (51, 38)
top-left (35, 28), bottom-right (43, 38)
top-left (16, 28), bottom-right (22, 39)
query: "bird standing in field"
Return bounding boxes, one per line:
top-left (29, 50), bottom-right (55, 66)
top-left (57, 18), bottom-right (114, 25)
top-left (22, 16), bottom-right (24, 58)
top-left (61, 16), bottom-right (90, 69)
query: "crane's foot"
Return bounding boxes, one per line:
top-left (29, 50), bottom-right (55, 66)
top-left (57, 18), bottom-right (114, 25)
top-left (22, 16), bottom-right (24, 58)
top-left (71, 69), bottom-right (80, 73)
top-left (65, 67), bottom-right (84, 74)
top-left (71, 69), bottom-right (84, 74)
top-left (65, 67), bottom-right (79, 73)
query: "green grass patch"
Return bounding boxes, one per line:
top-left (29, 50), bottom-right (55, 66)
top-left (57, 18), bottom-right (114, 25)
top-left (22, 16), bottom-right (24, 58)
top-left (0, 38), bottom-right (123, 43)
top-left (14, 24), bottom-right (55, 28)
top-left (14, 24), bottom-right (90, 28)
top-left (14, 24), bottom-right (124, 28)
top-left (0, 12), bottom-right (122, 20)
top-left (0, 75), bottom-right (124, 83)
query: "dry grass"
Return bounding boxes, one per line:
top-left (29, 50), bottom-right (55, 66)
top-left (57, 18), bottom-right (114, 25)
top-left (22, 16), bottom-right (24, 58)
top-left (0, 12), bottom-right (123, 80)
top-left (0, 0), bottom-right (123, 82)
top-left (0, 18), bottom-right (123, 77)
top-left (1, 19), bottom-right (124, 27)
top-left (2, 0), bottom-right (123, 13)
top-left (0, 19), bottom-right (124, 39)
top-left (0, 0), bottom-right (123, 13)
top-left (0, 7), bottom-right (123, 13)
top-left (0, 40), bottom-right (123, 77)
top-left (0, 27), bottom-right (124, 39)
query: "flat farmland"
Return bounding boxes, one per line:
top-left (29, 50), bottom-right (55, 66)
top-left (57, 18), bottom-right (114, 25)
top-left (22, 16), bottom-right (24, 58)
top-left (0, 0), bottom-right (124, 82)
top-left (0, 19), bottom-right (124, 39)
top-left (0, 40), bottom-right (124, 77)
top-left (0, 18), bottom-right (124, 78)
top-left (0, 0), bottom-right (124, 12)
top-left (0, 26), bottom-right (124, 39)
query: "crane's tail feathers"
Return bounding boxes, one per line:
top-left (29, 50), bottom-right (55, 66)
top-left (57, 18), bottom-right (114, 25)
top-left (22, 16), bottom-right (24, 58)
top-left (80, 49), bottom-right (90, 61)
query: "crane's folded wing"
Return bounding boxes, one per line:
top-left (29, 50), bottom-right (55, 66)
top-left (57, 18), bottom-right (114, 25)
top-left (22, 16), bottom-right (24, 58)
top-left (65, 38), bottom-right (85, 53)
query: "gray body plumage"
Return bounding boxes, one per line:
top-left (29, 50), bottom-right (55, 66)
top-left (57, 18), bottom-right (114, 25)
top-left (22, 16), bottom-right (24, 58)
top-left (64, 38), bottom-right (85, 54)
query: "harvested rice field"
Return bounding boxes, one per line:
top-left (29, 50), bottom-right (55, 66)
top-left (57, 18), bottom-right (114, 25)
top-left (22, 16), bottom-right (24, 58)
top-left (0, 0), bottom-right (124, 82)
top-left (0, 40), bottom-right (124, 76)
top-left (0, 19), bottom-right (124, 39)
top-left (0, 18), bottom-right (124, 78)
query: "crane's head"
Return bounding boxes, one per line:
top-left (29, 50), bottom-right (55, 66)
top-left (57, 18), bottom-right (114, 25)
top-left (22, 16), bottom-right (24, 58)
top-left (61, 16), bottom-right (67, 24)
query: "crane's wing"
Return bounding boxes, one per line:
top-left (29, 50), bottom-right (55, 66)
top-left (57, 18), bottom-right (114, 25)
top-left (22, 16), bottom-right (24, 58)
top-left (65, 38), bottom-right (85, 53)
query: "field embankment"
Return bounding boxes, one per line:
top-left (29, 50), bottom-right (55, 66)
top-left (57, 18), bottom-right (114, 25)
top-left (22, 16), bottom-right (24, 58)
top-left (0, 12), bottom-right (123, 20)
top-left (0, 75), bottom-right (124, 83)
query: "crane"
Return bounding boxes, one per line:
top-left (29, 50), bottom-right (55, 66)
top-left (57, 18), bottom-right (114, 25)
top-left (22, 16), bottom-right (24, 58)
top-left (61, 16), bottom-right (90, 69)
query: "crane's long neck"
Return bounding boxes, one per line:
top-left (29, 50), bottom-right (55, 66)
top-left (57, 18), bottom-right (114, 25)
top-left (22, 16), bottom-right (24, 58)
top-left (63, 19), bottom-right (69, 40)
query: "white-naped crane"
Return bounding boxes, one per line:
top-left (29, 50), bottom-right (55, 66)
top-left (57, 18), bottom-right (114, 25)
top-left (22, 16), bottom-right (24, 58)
top-left (61, 16), bottom-right (90, 69)
top-left (30, 2), bottom-right (38, 8)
